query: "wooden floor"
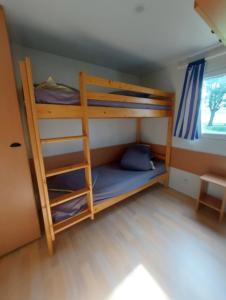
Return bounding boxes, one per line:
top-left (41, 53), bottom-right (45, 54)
top-left (1, 185), bottom-right (226, 300)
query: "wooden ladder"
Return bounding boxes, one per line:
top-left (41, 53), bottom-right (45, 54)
top-left (19, 58), bottom-right (94, 255)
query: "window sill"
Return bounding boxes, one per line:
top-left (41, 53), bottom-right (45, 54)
top-left (201, 133), bottom-right (226, 141)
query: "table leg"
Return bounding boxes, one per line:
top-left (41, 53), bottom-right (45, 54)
top-left (196, 179), bottom-right (208, 211)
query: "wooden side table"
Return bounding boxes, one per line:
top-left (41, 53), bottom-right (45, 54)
top-left (196, 174), bottom-right (226, 222)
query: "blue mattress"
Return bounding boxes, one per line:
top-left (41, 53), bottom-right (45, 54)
top-left (49, 160), bottom-right (166, 223)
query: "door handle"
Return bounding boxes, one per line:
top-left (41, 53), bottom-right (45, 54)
top-left (10, 142), bottom-right (22, 148)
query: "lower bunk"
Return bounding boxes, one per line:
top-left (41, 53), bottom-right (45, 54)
top-left (48, 159), bottom-right (167, 232)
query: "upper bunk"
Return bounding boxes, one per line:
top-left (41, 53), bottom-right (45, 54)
top-left (20, 57), bottom-right (175, 119)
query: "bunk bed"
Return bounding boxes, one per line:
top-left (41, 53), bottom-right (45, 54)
top-left (19, 57), bottom-right (175, 255)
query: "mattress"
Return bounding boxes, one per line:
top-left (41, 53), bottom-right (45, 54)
top-left (35, 88), bottom-right (171, 110)
top-left (49, 160), bottom-right (166, 223)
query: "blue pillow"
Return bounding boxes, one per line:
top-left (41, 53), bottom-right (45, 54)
top-left (120, 144), bottom-right (155, 171)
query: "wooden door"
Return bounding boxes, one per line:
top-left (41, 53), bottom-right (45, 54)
top-left (0, 6), bottom-right (40, 256)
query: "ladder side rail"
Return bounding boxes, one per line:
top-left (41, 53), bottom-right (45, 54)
top-left (19, 58), bottom-right (54, 255)
top-left (80, 72), bottom-right (94, 219)
top-left (24, 57), bottom-right (55, 240)
top-left (164, 95), bottom-right (174, 187)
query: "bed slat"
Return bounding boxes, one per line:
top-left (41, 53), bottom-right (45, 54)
top-left (41, 135), bottom-right (87, 144)
top-left (50, 187), bottom-right (90, 207)
top-left (86, 74), bottom-right (174, 98)
top-left (87, 92), bottom-right (173, 106)
top-left (53, 210), bottom-right (91, 234)
top-left (46, 162), bottom-right (88, 177)
top-left (36, 104), bottom-right (84, 119)
top-left (36, 104), bottom-right (172, 119)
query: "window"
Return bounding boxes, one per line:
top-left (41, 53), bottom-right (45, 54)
top-left (201, 74), bottom-right (226, 136)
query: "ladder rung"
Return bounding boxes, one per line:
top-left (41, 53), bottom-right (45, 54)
top-left (50, 187), bottom-right (90, 207)
top-left (53, 210), bottom-right (91, 234)
top-left (46, 162), bottom-right (89, 177)
top-left (41, 135), bottom-right (87, 144)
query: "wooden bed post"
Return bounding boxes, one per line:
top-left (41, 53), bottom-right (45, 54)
top-left (164, 113), bottom-right (174, 187)
top-left (136, 118), bottom-right (141, 143)
top-left (19, 58), bottom-right (54, 255)
top-left (80, 72), bottom-right (94, 219)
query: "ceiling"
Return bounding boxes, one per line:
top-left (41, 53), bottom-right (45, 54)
top-left (2, 0), bottom-right (219, 74)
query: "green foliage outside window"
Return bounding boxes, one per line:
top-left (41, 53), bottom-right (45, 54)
top-left (201, 75), bottom-right (226, 135)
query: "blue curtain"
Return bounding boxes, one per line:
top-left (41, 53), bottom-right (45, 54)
top-left (174, 59), bottom-right (206, 140)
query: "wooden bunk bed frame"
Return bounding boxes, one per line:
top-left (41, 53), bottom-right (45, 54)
top-left (19, 57), bottom-right (175, 255)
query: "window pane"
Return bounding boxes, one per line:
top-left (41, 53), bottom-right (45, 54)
top-left (201, 74), bottom-right (226, 135)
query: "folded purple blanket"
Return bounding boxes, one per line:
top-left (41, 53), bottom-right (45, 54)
top-left (35, 88), bottom-right (80, 105)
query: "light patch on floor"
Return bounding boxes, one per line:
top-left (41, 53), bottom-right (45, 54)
top-left (109, 264), bottom-right (169, 300)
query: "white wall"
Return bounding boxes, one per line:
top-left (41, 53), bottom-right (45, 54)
top-left (141, 54), bottom-right (226, 200)
top-left (12, 44), bottom-right (139, 156)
